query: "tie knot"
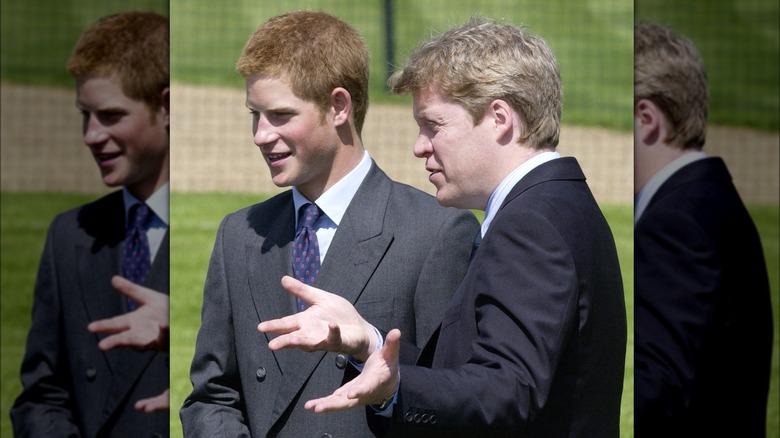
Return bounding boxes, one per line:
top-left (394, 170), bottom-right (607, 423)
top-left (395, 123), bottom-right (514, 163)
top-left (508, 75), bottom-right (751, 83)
top-left (299, 203), bottom-right (322, 230)
top-left (128, 203), bottom-right (151, 231)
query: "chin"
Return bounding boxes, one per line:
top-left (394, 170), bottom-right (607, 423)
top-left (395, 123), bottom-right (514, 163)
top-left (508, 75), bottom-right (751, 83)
top-left (435, 191), bottom-right (457, 208)
top-left (100, 174), bottom-right (125, 188)
top-left (270, 175), bottom-right (294, 188)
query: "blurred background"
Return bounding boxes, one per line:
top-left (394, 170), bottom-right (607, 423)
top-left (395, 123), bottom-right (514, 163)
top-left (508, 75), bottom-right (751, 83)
top-left (0, 1), bottom-right (776, 437)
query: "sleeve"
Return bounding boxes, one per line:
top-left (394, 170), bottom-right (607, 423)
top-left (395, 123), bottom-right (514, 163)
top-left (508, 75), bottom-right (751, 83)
top-left (392, 209), bottom-right (580, 431)
top-left (179, 216), bottom-right (251, 437)
top-left (634, 208), bottom-right (720, 431)
top-left (10, 215), bottom-right (82, 437)
top-left (411, 209), bottom-right (480, 346)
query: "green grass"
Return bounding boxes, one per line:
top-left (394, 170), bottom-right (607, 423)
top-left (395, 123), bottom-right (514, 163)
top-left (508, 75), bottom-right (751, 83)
top-left (166, 196), bottom-right (637, 437)
top-left (4, 1), bottom-right (778, 131)
top-left (168, 0), bottom-right (634, 131)
top-left (2, 0), bottom-right (633, 131)
top-left (2, 193), bottom-right (777, 437)
top-left (636, 0), bottom-right (780, 131)
top-left (0, 0), bottom-right (169, 88)
top-left (0, 192), bottom-right (98, 438)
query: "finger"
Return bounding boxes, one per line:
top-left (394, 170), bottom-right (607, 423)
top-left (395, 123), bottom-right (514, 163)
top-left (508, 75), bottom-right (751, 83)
top-left (135, 388), bottom-right (170, 413)
top-left (88, 315), bottom-right (129, 334)
top-left (280, 275), bottom-right (323, 307)
top-left (98, 333), bottom-right (131, 351)
top-left (305, 393), bottom-right (359, 413)
top-left (384, 329), bottom-right (402, 356)
top-left (258, 314), bottom-right (300, 334)
top-left (326, 322), bottom-right (343, 347)
top-left (111, 275), bottom-right (149, 304)
top-left (266, 333), bottom-right (299, 351)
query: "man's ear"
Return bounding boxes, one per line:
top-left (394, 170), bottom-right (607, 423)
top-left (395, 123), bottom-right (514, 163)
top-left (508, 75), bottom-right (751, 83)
top-left (160, 87), bottom-right (170, 129)
top-left (330, 87), bottom-right (352, 127)
top-left (635, 98), bottom-right (664, 146)
top-left (487, 99), bottom-right (515, 144)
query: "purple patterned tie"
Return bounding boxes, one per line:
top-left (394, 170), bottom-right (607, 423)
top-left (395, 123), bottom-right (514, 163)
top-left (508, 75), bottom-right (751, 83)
top-left (123, 203), bottom-right (151, 311)
top-left (291, 203), bottom-right (322, 311)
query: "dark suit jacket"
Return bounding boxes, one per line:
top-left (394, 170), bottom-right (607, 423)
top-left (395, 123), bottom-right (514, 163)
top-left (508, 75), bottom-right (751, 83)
top-left (180, 163), bottom-right (480, 437)
top-left (10, 190), bottom-right (170, 438)
top-left (373, 157), bottom-right (627, 437)
top-left (634, 157), bottom-right (773, 437)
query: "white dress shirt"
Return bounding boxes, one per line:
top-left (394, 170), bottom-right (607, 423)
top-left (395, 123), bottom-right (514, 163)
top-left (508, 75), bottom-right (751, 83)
top-left (292, 150), bottom-right (372, 262)
top-left (122, 182), bottom-right (170, 262)
top-left (481, 151), bottom-right (561, 237)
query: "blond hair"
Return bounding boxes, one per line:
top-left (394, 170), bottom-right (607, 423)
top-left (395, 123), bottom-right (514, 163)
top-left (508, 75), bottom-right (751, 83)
top-left (634, 22), bottom-right (708, 149)
top-left (390, 17), bottom-right (561, 149)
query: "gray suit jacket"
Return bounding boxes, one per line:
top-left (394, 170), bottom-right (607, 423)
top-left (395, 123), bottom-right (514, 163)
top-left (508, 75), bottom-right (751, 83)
top-left (11, 190), bottom-right (170, 438)
top-left (181, 163), bottom-right (479, 437)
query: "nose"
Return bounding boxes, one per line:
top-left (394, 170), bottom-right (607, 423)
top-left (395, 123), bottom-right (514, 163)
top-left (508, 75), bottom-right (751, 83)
top-left (83, 113), bottom-right (109, 146)
top-left (413, 131), bottom-right (433, 158)
top-left (253, 115), bottom-right (280, 147)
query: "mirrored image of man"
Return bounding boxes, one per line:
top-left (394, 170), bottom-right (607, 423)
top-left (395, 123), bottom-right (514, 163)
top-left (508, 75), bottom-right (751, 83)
top-left (10, 11), bottom-right (171, 438)
top-left (633, 22), bottom-right (773, 438)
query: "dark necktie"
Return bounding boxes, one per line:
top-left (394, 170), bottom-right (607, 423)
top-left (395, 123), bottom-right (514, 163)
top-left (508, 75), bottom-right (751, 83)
top-left (123, 202), bottom-right (152, 311)
top-left (291, 203), bottom-right (323, 312)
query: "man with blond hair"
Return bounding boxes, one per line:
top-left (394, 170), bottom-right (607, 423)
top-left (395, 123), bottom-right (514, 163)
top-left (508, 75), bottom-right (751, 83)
top-left (180, 10), bottom-right (478, 437)
top-left (11, 11), bottom-right (170, 437)
top-left (261, 17), bottom-right (627, 437)
top-left (633, 22), bottom-right (772, 437)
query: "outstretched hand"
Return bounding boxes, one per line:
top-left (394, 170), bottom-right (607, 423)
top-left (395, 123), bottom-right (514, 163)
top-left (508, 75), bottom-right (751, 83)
top-left (88, 275), bottom-right (169, 352)
top-left (258, 276), bottom-right (378, 361)
top-left (305, 329), bottom-right (402, 413)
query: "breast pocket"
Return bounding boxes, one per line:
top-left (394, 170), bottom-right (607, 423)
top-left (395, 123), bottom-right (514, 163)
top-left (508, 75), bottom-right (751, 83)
top-left (355, 297), bottom-right (394, 331)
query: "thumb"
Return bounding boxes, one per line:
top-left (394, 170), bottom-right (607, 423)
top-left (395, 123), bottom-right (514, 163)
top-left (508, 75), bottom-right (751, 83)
top-left (384, 329), bottom-right (402, 358)
top-left (280, 275), bottom-right (319, 306)
top-left (111, 275), bottom-right (147, 304)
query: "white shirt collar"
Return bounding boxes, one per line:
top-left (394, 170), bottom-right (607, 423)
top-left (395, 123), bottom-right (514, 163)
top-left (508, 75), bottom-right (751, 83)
top-left (634, 151), bottom-right (707, 224)
top-left (481, 151), bottom-right (560, 237)
top-left (122, 182), bottom-right (170, 226)
top-left (292, 150), bottom-right (372, 225)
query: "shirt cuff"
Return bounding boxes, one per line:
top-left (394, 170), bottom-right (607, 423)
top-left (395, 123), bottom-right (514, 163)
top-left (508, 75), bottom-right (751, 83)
top-left (371, 379), bottom-right (399, 417)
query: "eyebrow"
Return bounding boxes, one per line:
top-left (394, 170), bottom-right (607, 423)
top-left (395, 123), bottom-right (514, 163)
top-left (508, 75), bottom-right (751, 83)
top-left (75, 102), bottom-right (126, 113)
top-left (245, 102), bottom-right (297, 113)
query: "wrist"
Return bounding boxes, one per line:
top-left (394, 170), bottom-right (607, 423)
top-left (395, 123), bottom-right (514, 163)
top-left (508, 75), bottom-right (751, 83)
top-left (355, 324), bottom-right (381, 362)
top-left (377, 391), bottom-right (395, 410)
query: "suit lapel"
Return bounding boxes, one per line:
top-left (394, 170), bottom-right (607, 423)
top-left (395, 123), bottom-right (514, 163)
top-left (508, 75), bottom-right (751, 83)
top-left (316, 163), bottom-right (394, 304)
top-left (645, 157), bottom-right (731, 214)
top-left (499, 156), bottom-right (586, 210)
top-left (249, 194), bottom-right (297, 324)
top-left (245, 193), bottom-right (325, 428)
top-left (79, 191), bottom-right (125, 356)
top-left (76, 192), bottom-right (158, 428)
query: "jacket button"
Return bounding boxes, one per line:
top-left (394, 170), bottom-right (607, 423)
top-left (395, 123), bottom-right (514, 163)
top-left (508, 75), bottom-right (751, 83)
top-left (421, 413), bottom-right (429, 423)
top-left (405, 412), bottom-right (414, 423)
top-left (335, 354), bottom-right (347, 369)
top-left (256, 367), bottom-right (266, 382)
top-left (429, 414), bottom-right (437, 425)
top-left (85, 367), bottom-right (97, 381)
